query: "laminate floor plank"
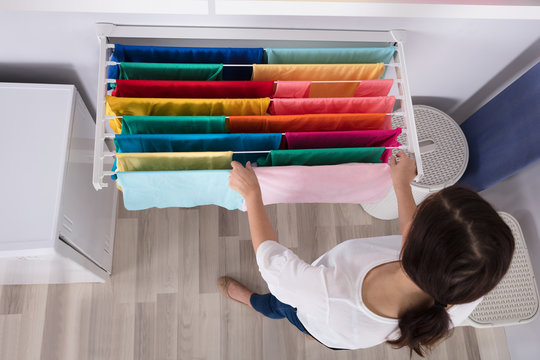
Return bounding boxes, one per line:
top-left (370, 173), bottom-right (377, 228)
top-left (16, 285), bottom-right (48, 360)
top-left (109, 303), bottom-right (135, 360)
top-left (0, 314), bottom-right (21, 360)
top-left (134, 302), bottom-right (156, 360)
top-left (475, 327), bottom-right (511, 360)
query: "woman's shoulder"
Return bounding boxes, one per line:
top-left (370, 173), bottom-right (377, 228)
top-left (340, 235), bottom-right (403, 251)
top-left (312, 235), bottom-right (403, 268)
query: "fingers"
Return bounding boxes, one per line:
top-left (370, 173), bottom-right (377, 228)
top-left (230, 161), bottom-right (243, 170)
top-left (246, 161), bottom-right (253, 171)
top-left (389, 155), bottom-right (397, 167)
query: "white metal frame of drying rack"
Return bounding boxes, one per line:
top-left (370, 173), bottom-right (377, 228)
top-left (93, 23), bottom-right (423, 190)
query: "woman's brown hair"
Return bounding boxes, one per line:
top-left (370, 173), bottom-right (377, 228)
top-left (387, 185), bottom-right (515, 356)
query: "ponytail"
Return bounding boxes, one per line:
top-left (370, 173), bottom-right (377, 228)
top-left (388, 305), bottom-right (452, 357)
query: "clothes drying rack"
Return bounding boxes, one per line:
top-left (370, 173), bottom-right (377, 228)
top-left (92, 23), bottom-right (423, 190)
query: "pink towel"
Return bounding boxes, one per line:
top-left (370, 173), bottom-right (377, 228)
top-left (242, 163), bottom-right (392, 210)
top-left (354, 79), bottom-right (393, 97)
top-left (285, 128), bottom-right (402, 163)
top-left (270, 96), bottom-right (396, 115)
top-left (274, 81), bottom-right (312, 98)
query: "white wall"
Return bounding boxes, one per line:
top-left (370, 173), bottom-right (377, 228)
top-left (481, 161), bottom-right (540, 360)
top-left (0, 10), bottom-right (539, 123)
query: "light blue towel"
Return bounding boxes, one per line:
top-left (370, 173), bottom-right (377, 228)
top-left (265, 47), bottom-right (396, 64)
top-left (117, 170), bottom-right (243, 211)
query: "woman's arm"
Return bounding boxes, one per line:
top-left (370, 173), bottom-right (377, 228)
top-left (228, 161), bottom-right (278, 253)
top-left (389, 153), bottom-right (418, 241)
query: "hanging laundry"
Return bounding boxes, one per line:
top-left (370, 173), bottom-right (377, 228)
top-left (273, 81), bottom-right (312, 98)
top-left (256, 147), bottom-right (385, 166)
top-left (229, 113), bottom-right (391, 133)
top-left (116, 151), bottom-right (233, 171)
top-left (118, 116), bottom-right (227, 135)
top-left (269, 97), bottom-right (395, 115)
top-left (106, 96), bottom-right (271, 132)
top-left (112, 80), bottom-right (274, 99)
top-left (285, 129), bottom-right (401, 149)
top-left (252, 63), bottom-right (385, 97)
top-left (265, 47), bottom-right (396, 64)
top-left (109, 63), bottom-right (223, 82)
top-left (244, 163), bottom-right (393, 210)
top-left (353, 79), bottom-right (394, 97)
top-left (114, 133), bottom-right (282, 153)
top-left (285, 129), bottom-right (401, 163)
top-left (110, 44), bottom-right (264, 80)
top-left (117, 170), bottom-right (244, 211)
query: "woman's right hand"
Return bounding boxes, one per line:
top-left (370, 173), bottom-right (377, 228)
top-left (389, 152), bottom-right (417, 190)
top-left (228, 161), bottom-right (262, 201)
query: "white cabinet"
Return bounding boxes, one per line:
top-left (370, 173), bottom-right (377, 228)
top-left (0, 83), bottom-right (117, 284)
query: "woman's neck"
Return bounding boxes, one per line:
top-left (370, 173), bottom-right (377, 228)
top-left (392, 264), bottom-right (433, 316)
top-left (362, 261), bottom-right (433, 319)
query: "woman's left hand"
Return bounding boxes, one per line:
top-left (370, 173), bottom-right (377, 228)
top-left (228, 161), bottom-right (262, 200)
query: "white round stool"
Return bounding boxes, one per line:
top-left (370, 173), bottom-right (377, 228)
top-left (361, 105), bottom-right (469, 220)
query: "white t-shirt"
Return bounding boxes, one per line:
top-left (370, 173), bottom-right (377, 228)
top-left (255, 235), bottom-right (482, 349)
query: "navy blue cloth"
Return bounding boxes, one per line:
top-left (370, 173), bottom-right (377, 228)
top-left (109, 44), bottom-right (263, 80)
top-left (250, 293), bottom-right (309, 334)
top-left (459, 62), bottom-right (540, 191)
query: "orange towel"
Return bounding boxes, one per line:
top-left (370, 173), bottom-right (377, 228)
top-left (228, 113), bottom-right (391, 133)
top-left (252, 63), bottom-right (385, 97)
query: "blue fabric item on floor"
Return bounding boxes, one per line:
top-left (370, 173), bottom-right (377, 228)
top-left (109, 44), bottom-right (263, 80)
top-left (459, 62), bottom-right (540, 191)
top-left (117, 170), bottom-right (244, 210)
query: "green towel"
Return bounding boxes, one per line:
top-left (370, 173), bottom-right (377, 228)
top-left (265, 47), bottom-right (396, 64)
top-left (256, 147), bottom-right (385, 166)
top-left (117, 62), bottom-right (223, 81)
top-left (120, 116), bottom-right (228, 134)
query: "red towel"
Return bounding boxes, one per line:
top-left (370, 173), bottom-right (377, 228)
top-left (112, 80), bottom-right (275, 98)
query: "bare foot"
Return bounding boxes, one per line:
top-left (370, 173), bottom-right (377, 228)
top-left (227, 280), bottom-right (254, 307)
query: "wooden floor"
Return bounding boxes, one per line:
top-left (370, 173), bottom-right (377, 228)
top-left (0, 199), bottom-right (511, 360)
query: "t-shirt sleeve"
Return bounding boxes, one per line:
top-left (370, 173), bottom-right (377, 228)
top-left (255, 240), bottom-right (330, 316)
top-left (448, 297), bottom-right (483, 327)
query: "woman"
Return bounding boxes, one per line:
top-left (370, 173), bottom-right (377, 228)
top-left (218, 153), bottom-right (514, 356)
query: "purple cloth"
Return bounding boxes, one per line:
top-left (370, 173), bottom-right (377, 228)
top-left (285, 128), bottom-right (401, 163)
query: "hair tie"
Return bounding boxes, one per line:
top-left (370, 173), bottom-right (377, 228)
top-left (433, 300), bottom-right (448, 309)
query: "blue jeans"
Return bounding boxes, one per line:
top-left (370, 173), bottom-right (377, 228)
top-left (249, 293), bottom-right (309, 335)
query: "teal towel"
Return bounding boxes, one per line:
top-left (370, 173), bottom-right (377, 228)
top-left (117, 170), bottom-right (243, 211)
top-left (265, 47), bottom-right (396, 64)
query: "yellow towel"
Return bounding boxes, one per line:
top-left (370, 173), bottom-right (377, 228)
top-left (106, 96), bottom-right (271, 133)
top-left (252, 63), bottom-right (385, 98)
top-left (116, 152), bottom-right (233, 171)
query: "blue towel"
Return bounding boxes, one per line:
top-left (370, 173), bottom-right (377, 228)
top-left (114, 133), bottom-right (281, 152)
top-left (114, 133), bottom-right (282, 165)
top-left (109, 44), bottom-right (263, 80)
top-left (459, 62), bottom-right (540, 191)
top-left (117, 170), bottom-right (243, 210)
